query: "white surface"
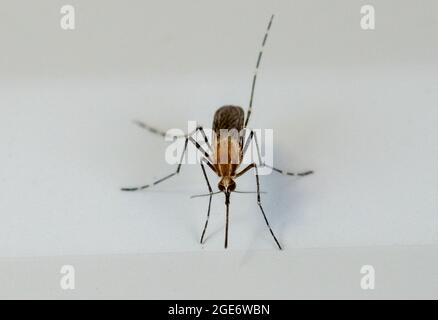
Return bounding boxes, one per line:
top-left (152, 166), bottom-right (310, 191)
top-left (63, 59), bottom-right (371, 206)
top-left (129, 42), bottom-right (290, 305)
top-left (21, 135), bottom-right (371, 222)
top-left (1, 246), bottom-right (437, 299)
top-left (1, 0), bottom-right (438, 258)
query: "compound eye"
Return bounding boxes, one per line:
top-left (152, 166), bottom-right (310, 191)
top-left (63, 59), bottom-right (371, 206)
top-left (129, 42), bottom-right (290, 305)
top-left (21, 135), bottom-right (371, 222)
top-left (218, 183), bottom-right (225, 192)
top-left (228, 181), bottom-right (236, 192)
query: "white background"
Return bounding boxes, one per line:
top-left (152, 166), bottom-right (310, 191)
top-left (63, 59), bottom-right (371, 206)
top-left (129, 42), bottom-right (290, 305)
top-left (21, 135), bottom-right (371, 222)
top-left (0, 0), bottom-right (437, 262)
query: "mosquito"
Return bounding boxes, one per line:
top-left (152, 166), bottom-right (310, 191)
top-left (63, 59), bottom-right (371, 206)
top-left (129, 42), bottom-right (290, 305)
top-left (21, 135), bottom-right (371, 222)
top-left (121, 15), bottom-right (313, 250)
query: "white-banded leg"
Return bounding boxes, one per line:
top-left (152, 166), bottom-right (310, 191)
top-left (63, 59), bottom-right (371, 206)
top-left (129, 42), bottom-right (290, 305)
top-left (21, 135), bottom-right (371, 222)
top-left (121, 127), bottom-right (213, 191)
top-left (199, 158), bottom-right (216, 244)
top-left (133, 120), bottom-right (213, 153)
top-left (243, 129), bottom-right (314, 177)
top-left (244, 14), bottom-right (275, 128)
top-left (236, 163), bottom-right (282, 250)
top-left (133, 120), bottom-right (177, 139)
top-left (262, 164), bottom-right (313, 176)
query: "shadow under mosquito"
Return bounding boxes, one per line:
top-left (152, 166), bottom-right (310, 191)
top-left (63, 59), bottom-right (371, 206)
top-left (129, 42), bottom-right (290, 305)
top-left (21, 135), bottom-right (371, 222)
top-left (236, 176), bottom-right (311, 265)
top-left (201, 226), bottom-right (224, 244)
top-left (188, 199), bottom-right (223, 246)
top-left (274, 181), bottom-right (309, 236)
top-left (186, 173), bottom-right (312, 259)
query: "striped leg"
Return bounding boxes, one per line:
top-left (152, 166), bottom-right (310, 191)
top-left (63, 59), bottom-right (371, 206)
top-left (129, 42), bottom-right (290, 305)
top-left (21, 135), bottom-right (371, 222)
top-left (262, 163), bottom-right (313, 177)
top-left (243, 129), bottom-right (314, 177)
top-left (244, 14), bottom-right (275, 128)
top-left (199, 158), bottom-right (215, 244)
top-left (236, 163), bottom-right (282, 250)
top-left (133, 120), bottom-right (212, 152)
top-left (121, 127), bottom-right (212, 191)
top-left (132, 120), bottom-right (178, 139)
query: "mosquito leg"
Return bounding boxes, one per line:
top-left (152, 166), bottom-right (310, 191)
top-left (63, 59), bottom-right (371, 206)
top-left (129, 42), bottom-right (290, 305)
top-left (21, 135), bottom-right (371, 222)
top-left (188, 137), bottom-right (212, 164)
top-left (121, 127), bottom-right (213, 191)
top-left (225, 195), bottom-right (230, 249)
top-left (241, 130), bottom-right (256, 158)
top-left (245, 14), bottom-right (275, 127)
top-left (236, 163), bottom-right (282, 250)
top-left (199, 158), bottom-right (215, 244)
top-left (133, 120), bottom-right (212, 143)
top-left (196, 127), bottom-right (213, 154)
top-left (133, 119), bottom-right (214, 161)
top-left (242, 129), bottom-right (314, 177)
top-left (177, 126), bottom-right (213, 155)
top-left (132, 120), bottom-right (172, 138)
top-left (261, 163), bottom-right (313, 176)
top-left (121, 138), bottom-right (189, 191)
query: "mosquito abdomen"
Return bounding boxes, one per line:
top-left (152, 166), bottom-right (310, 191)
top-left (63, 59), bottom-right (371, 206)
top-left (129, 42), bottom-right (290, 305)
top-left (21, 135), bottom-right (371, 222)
top-left (212, 105), bottom-right (245, 132)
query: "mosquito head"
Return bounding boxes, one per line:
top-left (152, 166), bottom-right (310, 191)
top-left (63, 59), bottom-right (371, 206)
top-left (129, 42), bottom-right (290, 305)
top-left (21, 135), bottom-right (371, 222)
top-left (218, 176), bottom-right (236, 194)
